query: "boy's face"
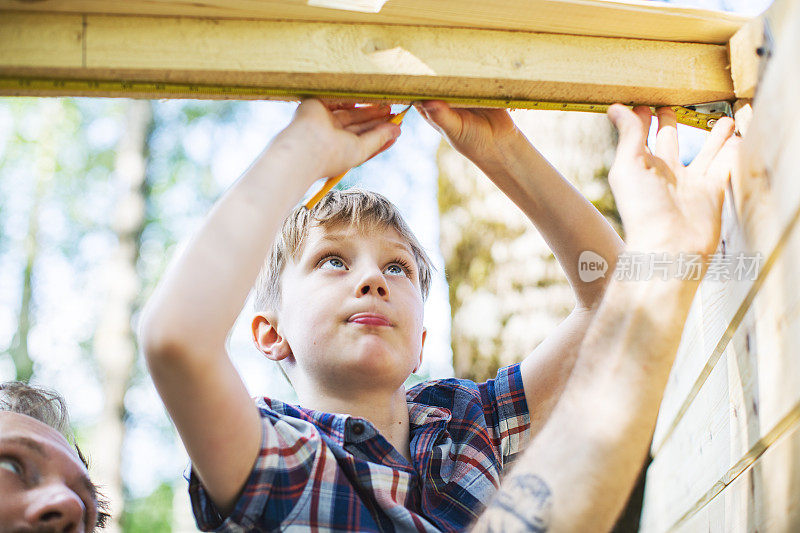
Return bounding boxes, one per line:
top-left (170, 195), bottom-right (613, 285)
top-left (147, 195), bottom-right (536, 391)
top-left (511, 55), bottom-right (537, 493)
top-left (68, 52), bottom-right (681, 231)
top-left (268, 222), bottom-right (426, 393)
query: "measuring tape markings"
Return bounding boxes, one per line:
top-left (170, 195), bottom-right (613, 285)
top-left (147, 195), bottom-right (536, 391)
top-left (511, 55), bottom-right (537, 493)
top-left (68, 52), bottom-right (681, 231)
top-left (0, 78), bottom-right (729, 130)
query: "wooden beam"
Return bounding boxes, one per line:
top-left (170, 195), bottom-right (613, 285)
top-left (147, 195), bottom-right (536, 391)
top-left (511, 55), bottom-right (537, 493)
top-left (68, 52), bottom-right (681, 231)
top-left (0, 12), bottom-right (734, 105)
top-left (0, 0), bottom-right (748, 44)
top-left (728, 0), bottom-right (793, 98)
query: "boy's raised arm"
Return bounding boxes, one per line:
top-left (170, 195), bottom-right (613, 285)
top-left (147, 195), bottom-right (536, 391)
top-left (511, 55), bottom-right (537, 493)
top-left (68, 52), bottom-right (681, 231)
top-left (138, 100), bottom-right (400, 514)
top-left (470, 106), bottom-right (740, 532)
top-left (416, 101), bottom-right (624, 435)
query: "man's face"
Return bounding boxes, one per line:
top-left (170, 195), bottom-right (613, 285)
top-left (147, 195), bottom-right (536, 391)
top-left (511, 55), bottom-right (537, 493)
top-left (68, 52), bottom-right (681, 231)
top-left (275, 223), bottom-right (426, 393)
top-left (0, 412), bottom-right (98, 533)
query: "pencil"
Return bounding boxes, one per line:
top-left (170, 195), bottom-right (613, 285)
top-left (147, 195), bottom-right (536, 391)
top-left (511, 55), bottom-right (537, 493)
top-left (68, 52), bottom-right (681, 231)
top-left (304, 105), bottom-right (412, 210)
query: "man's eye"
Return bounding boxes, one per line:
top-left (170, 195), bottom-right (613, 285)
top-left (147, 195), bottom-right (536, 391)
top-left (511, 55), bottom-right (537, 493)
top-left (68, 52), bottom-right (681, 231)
top-left (0, 457), bottom-right (23, 475)
top-left (320, 257), bottom-right (346, 270)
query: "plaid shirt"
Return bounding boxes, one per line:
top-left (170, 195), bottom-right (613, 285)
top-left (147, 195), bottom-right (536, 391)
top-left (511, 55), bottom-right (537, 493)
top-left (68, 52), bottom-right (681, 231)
top-left (189, 364), bottom-right (530, 532)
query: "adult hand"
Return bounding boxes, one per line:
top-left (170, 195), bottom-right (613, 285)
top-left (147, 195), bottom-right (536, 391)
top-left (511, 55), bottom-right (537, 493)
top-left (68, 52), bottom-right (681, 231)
top-left (607, 105), bottom-right (740, 260)
top-left (275, 99), bottom-right (401, 182)
top-left (415, 100), bottom-right (520, 169)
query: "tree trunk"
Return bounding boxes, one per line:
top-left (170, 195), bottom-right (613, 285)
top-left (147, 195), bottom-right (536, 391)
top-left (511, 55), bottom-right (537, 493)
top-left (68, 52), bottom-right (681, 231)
top-left (89, 100), bottom-right (152, 531)
top-left (8, 100), bottom-right (62, 382)
top-left (437, 110), bottom-right (617, 382)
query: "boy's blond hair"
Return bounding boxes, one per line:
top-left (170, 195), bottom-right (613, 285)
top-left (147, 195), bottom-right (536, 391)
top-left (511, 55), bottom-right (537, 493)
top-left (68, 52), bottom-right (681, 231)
top-left (255, 188), bottom-right (433, 312)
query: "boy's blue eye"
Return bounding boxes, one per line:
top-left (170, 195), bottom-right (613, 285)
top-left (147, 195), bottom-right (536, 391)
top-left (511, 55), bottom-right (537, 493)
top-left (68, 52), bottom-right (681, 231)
top-left (384, 264), bottom-right (404, 276)
top-left (384, 258), bottom-right (412, 277)
top-left (321, 257), bottom-right (346, 270)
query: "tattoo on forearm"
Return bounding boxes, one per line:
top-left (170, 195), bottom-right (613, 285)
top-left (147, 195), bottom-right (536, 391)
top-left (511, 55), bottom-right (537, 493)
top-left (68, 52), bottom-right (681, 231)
top-left (472, 474), bottom-right (553, 533)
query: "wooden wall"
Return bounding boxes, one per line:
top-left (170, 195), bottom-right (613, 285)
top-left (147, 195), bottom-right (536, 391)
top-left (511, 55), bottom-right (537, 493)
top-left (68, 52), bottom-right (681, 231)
top-left (640, 1), bottom-right (800, 530)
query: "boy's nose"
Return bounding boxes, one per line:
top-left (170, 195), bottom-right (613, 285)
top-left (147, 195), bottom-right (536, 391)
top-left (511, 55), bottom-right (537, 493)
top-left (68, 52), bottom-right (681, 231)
top-left (356, 271), bottom-right (388, 298)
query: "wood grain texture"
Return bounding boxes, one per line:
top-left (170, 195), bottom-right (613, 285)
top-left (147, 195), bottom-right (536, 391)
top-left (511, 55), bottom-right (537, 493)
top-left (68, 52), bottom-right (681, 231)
top-left (674, 418), bottom-right (800, 532)
top-left (728, 0), bottom-right (795, 98)
top-left (0, 0), bottom-right (749, 44)
top-left (0, 12), bottom-right (83, 68)
top-left (0, 13), bottom-right (735, 105)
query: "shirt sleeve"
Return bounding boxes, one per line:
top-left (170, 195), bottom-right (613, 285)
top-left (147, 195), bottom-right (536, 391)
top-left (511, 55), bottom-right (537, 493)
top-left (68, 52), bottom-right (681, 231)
top-left (187, 403), bottom-right (323, 531)
top-left (478, 363), bottom-right (531, 466)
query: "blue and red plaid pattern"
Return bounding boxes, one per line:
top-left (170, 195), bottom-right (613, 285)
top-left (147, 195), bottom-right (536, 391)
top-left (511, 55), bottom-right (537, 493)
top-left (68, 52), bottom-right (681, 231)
top-left (189, 364), bottom-right (530, 532)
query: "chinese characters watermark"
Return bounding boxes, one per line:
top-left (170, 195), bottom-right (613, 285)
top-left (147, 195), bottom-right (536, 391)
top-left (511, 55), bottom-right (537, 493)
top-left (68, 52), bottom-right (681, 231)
top-left (578, 251), bottom-right (763, 282)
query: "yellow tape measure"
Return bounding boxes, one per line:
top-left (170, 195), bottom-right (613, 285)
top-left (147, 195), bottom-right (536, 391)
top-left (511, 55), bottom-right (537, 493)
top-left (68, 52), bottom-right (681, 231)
top-left (0, 78), bottom-right (729, 131)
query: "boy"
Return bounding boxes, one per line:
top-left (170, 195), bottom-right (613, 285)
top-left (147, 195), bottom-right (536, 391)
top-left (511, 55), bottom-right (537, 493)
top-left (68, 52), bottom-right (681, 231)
top-left (139, 98), bottom-right (624, 530)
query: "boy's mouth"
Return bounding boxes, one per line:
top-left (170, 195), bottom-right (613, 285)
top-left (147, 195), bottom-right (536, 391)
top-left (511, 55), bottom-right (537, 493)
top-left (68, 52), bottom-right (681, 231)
top-left (348, 313), bottom-right (392, 326)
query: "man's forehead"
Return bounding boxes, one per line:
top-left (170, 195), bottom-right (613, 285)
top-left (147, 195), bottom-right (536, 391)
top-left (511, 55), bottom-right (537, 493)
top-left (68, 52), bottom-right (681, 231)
top-left (0, 411), bottom-right (83, 466)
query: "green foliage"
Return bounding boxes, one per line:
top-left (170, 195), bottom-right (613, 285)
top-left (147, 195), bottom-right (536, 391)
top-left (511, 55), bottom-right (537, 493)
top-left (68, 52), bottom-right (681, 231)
top-left (122, 482), bottom-right (175, 533)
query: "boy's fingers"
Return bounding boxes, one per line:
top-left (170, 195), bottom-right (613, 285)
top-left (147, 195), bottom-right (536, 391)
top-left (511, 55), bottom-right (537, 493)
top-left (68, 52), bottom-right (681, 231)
top-left (414, 100), bottom-right (462, 136)
top-left (334, 104), bottom-right (391, 127)
top-left (654, 107), bottom-right (679, 168)
top-left (358, 123), bottom-right (402, 161)
top-left (690, 116), bottom-right (735, 174)
top-left (345, 117), bottom-right (388, 135)
top-left (608, 104), bottom-right (649, 160)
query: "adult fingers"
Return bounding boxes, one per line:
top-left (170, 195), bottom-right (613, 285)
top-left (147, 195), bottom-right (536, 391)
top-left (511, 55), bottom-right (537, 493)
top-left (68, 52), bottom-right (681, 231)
top-left (704, 134), bottom-right (741, 192)
top-left (689, 117), bottom-right (735, 175)
top-left (333, 104), bottom-right (391, 127)
top-left (654, 107), bottom-right (679, 169)
top-left (608, 104), bottom-right (650, 160)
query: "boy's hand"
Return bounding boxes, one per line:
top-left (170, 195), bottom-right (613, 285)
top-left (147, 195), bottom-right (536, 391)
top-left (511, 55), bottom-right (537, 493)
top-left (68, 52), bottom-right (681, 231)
top-left (607, 105), bottom-right (740, 260)
top-left (414, 100), bottom-right (520, 169)
top-left (273, 99), bottom-right (401, 184)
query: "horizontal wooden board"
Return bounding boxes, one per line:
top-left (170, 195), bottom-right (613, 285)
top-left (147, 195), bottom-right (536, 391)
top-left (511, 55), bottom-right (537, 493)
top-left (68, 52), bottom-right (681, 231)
top-left (0, 0), bottom-right (749, 44)
top-left (674, 414), bottom-right (800, 532)
top-left (0, 12), bottom-right (83, 68)
top-left (0, 12), bottom-right (735, 106)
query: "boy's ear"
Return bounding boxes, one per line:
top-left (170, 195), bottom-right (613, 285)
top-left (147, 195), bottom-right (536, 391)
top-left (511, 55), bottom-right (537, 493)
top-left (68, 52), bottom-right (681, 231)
top-left (413, 327), bottom-right (427, 373)
top-left (252, 312), bottom-right (292, 362)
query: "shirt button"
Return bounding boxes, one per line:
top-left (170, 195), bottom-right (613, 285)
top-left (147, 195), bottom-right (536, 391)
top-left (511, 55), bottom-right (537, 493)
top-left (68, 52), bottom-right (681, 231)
top-left (352, 422), bottom-right (365, 435)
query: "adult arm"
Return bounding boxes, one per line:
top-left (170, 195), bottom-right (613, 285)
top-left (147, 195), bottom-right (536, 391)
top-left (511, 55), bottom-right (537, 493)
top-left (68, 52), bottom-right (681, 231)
top-left (138, 101), bottom-right (400, 514)
top-left (470, 105), bottom-right (740, 532)
top-left (416, 101), bottom-right (623, 434)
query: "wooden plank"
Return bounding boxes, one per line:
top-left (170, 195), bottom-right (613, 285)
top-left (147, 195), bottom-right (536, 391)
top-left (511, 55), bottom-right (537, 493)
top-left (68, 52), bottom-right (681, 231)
top-left (0, 0), bottom-right (749, 44)
top-left (0, 13), bottom-right (735, 105)
top-left (675, 416), bottom-right (800, 532)
top-left (728, 0), bottom-right (795, 98)
top-left (0, 12), bottom-right (83, 68)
